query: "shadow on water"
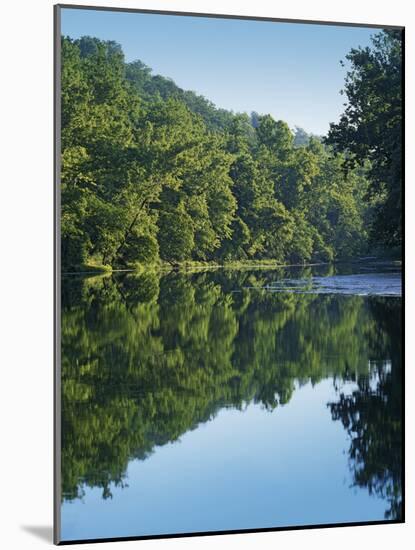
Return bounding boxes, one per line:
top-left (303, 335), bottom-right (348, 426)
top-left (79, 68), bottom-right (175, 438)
top-left (60, 266), bottom-right (402, 519)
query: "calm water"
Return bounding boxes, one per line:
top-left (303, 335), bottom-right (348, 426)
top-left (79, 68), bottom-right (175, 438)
top-left (60, 263), bottom-right (402, 541)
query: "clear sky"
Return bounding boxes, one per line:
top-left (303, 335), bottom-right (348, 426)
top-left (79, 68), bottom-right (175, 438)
top-left (61, 7), bottom-right (379, 136)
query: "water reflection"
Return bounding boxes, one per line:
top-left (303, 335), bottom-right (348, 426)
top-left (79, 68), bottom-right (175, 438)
top-left (61, 267), bottom-right (402, 522)
top-left (329, 297), bottom-right (402, 520)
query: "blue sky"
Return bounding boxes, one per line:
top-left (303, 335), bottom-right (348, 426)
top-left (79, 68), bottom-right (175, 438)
top-left (61, 7), bottom-right (379, 135)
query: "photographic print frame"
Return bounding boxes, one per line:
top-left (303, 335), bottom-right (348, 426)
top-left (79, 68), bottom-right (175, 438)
top-left (54, 3), bottom-right (405, 545)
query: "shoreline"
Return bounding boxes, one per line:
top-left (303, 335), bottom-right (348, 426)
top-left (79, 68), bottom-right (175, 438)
top-left (61, 256), bottom-right (402, 277)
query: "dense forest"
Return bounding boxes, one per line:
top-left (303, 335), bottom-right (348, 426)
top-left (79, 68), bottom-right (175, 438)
top-left (61, 270), bottom-right (402, 519)
top-left (60, 30), bottom-right (402, 271)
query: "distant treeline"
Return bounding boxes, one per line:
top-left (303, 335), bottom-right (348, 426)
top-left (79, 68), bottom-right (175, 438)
top-left (61, 31), bottom-right (402, 270)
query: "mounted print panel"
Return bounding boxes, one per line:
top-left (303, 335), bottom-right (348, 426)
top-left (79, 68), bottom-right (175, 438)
top-left (54, 4), bottom-right (404, 545)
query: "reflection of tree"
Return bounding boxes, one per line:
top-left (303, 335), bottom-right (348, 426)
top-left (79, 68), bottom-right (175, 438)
top-left (61, 270), bottom-right (402, 517)
top-left (329, 297), bottom-right (402, 520)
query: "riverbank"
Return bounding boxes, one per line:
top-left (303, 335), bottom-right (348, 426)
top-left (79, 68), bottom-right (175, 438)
top-left (62, 254), bottom-right (401, 276)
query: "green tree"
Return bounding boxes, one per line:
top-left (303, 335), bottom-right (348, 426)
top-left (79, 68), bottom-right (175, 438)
top-left (60, 34), bottom-right (384, 270)
top-left (326, 30), bottom-right (403, 249)
top-left (158, 207), bottom-right (195, 263)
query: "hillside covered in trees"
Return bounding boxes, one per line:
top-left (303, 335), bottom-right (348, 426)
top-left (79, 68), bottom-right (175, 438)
top-left (61, 31), bottom-right (402, 271)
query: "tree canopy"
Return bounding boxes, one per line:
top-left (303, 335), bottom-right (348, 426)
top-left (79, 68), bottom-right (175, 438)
top-left (326, 30), bottom-right (403, 249)
top-left (59, 34), bottom-right (396, 272)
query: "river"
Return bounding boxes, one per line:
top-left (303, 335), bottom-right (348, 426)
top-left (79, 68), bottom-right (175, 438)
top-left (60, 262), bottom-right (402, 541)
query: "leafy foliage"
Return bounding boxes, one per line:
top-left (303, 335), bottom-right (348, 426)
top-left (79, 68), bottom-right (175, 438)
top-left (60, 34), bottom-right (390, 271)
top-left (326, 30), bottom-right (403, 249)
